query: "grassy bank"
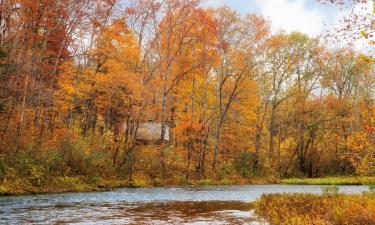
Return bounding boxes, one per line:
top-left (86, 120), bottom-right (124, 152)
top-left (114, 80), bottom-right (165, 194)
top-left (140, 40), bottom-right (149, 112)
top-left (281, 176), bottom-right (375, 185)
top-left (2, 175), bottom-right (373, 196)
top-left (0, 177), bottom-right (131, 195)
top-left (256, 192), bottom-right (375, 225)
top-left (0, 175), bottom-right (279, 196)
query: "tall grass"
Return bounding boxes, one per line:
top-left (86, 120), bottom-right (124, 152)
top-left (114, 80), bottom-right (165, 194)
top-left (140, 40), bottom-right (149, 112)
top-left (281, 176), bottom-right (375, 185)
top-left (256, 193), bottom-right (375, 225)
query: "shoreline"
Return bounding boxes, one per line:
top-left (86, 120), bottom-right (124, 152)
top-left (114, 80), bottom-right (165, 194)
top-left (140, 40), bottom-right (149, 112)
top-left (1, 176), bottom-right (373, 197)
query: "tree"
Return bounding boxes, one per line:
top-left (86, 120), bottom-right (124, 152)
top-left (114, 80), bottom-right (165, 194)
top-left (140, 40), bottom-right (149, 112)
top-left (212, 8), bottom-right (269, 169)
top-left (318, 0), bottom-right (375, 45)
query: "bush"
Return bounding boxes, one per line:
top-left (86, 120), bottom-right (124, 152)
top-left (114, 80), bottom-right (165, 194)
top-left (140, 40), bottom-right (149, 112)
top-left (59, 136), bottom-right (114, 177)
top-left (0, 185), bottom-right (9, 195)
top-left (13, 149), bottom-right (50, 186)
top-left (60, 138), bottom-right (90, 175)
top-left (322, 185), bottom-right (339, 195)
top-left (130, 175), bottom-right (148, 187)
top-left (196, 179), bottom-right (212, 186)
top-left (219, 163), bottom-right (233, 180)
top-left (234, 152), bottom-right (256, 178)
top-left (256, 193), bottom-right (375, 225)
top-left (219, 178), bottom-right (233, 185)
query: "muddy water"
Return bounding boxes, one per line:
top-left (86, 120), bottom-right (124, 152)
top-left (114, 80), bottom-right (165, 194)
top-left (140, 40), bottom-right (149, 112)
top-left (0, 185), bottom-right (368, 224)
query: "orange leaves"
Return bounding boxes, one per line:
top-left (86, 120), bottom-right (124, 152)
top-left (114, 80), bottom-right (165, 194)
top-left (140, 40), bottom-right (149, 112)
top-left (256, 193), bottom-right (375, 225)
top-left (54, 18), bottom-right (144, 126)
top-left (347, 131), bottom-right (374, 175)
top-left (266, 34), bottom-right (288, 50)
top-left (90, 20), bottom-right (143, 117)
top-left (363, 105), bottom-right (375, 134)
top-left (94, 19), bottom-right (139, 67)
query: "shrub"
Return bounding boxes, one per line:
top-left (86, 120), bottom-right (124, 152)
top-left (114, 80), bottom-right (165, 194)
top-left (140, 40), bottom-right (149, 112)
top-left (234, 152), bottom-right (256, 178)
top-left (197, 179), bottom-right (212, 186)
top-left (256, 193), bottom-right (375, 225)
top-left (60, 138), bottom-right (90, 175)
top-left (0, 185), bottom-right (9, 195)
top-left (219, 178), bottom-right (233, 185)
top-left (12, 149), bottom-right (50, 186)
top-left (219, 163), bottom-right (233, 180)
top-left (130, 175), bottom-right (148, 187)
top-left (322, 185), bottom-right (339, 195)
top-left (59, 136), bottom-right (114, 177)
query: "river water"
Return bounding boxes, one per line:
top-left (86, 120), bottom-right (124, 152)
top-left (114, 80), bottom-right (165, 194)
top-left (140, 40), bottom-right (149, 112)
top-left (0, 185), bottom-right (369, 225)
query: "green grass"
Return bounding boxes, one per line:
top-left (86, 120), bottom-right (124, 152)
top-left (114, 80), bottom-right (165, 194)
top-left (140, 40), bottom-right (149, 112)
top-left (281, 176), bottom-right (375, 185)
top-left (196, 179), bottom-right (213, 186)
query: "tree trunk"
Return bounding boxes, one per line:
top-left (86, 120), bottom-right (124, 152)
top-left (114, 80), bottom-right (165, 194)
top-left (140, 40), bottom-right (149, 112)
top-left (269, 107), bottom-right (276, 160)
top-left (254, 124), bottom-right (263, 170)
top-left (213, 120), bottom-right (222, 169)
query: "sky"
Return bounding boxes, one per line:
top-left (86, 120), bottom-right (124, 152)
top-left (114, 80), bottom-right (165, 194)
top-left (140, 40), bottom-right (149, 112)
top-left (202, 0), bottom-right (336, 37)
top-left (201, 0), bottom-right (373, 53)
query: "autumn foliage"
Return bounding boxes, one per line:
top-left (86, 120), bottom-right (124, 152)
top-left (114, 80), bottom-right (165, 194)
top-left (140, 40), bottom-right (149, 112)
top-left (256, 192), bottom-right (375, 225)
top-left (0, 0), bottom-right (373, 193)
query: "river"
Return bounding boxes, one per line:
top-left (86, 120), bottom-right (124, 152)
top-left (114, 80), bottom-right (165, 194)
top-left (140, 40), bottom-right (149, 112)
top-left (0, 185), bottom-right (369, 224)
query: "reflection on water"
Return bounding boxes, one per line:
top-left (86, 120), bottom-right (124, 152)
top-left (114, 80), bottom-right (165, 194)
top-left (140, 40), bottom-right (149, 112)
top-left (2, 200), bottom-right (261, 224)
top-left (0, 185), bottom-right (368, 224)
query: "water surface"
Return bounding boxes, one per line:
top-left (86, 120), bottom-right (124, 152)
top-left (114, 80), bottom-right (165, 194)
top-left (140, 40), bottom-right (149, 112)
top-left (0, 185), bottom-right (368, 224)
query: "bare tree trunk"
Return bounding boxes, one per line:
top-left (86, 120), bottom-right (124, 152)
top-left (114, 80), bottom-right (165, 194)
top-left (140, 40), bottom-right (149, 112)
top-left (297, 121), bottom-right (306, 174)
top-left (161, 92), bottom-right (167, 142)
top-left (254, 124), bottom-right (263, 169)
top-left (213, 121), bottom-right (222, 169)
top-left (269, 107), bottom-right (276, 160)
top-left (16, 72), bottom-right (29, 151)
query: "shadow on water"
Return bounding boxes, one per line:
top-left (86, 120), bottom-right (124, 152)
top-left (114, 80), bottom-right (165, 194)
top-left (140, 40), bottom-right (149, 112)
top-left (112, 201), bottom-right (259, 225)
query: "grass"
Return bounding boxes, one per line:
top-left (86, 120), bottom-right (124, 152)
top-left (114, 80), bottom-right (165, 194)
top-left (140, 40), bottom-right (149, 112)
top-left (255, 192), bottom-right (375, 225)
top-left (196, 179), bottom-right (213, 186)
top-left (0, 174), bottom-right (280, 195)
top-left (0, 176), bottom-right (130, 195)
top-left (281, 176), bottom-right (375, 185)
top-left (5, 175), bottom-right (372, 196)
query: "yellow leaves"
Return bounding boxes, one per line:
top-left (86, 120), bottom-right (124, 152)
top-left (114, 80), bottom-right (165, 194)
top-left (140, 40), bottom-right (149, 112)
top-left (280, 137), bottom-right (297, 154)
top-left (266, 34), bottom-right (288, 49)
top-left (346, 131), bottom-right (374, 176)
top-left (347, 132), bottom-right (370, 151)
top-left (256, 193), bottom-right (375, 225)
top-left (96, 19), bottom-right (139, 61)
top-left (54, 19), bottom-right (146, 126)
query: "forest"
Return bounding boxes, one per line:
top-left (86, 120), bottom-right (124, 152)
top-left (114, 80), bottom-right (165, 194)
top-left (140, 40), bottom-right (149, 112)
top-left (0, 0), bottom-right (373, 194)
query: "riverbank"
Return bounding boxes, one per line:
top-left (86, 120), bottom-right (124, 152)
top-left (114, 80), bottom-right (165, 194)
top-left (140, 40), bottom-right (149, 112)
top-left (0, 175), bottom-right (279, 196)
top-left (2, 175), bottom-right (374, 196)
top-left (281, 176), bottom-right (375, 185)
top-left (0, 177), bottom-right (130, 195)
top-left (255, 192), bottom-right (375, 225)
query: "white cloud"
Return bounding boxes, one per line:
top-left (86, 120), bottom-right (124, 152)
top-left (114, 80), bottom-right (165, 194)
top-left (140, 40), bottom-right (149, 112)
top-left (201, 0), bottom-right (225, 8)
top-left (256, 0), bottom-right (324, 37)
